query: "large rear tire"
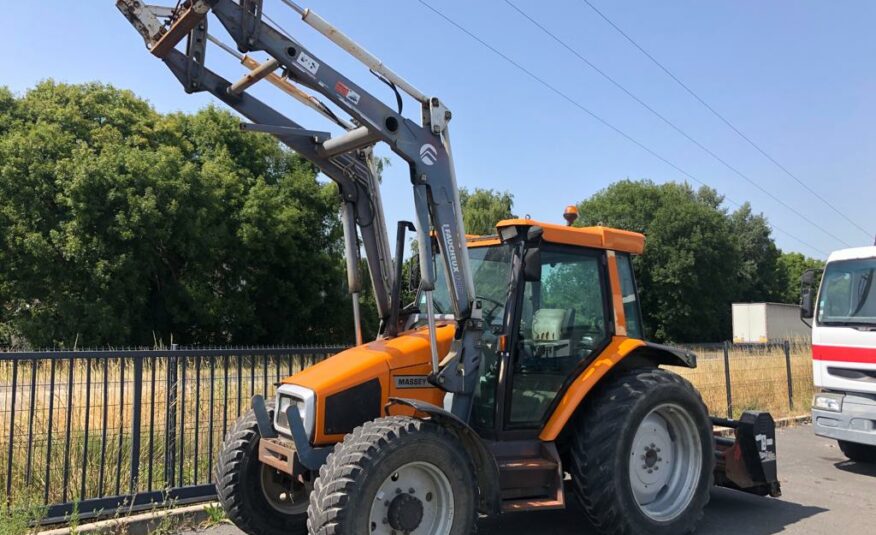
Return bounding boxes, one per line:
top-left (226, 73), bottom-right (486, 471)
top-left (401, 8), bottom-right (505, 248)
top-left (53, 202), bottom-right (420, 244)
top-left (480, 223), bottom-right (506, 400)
top-left (838, 440), bottom-right (876, 463)
top-left (570, 368), bottom-right (714, 535)
top-left (307, 415), bottom-right (477, 535)
top-left (215, 403), bottom-right (309, 535)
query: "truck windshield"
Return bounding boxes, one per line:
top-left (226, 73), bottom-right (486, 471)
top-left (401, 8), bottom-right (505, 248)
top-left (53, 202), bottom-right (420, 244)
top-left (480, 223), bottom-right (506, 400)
top-left (420, 245), bottom-right (514, 325)
top-left (818, 258), bottom-right (876, 326)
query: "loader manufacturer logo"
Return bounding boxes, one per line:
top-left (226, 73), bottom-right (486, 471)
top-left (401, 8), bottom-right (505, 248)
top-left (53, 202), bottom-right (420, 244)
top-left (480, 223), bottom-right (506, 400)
top-left (394, 375), bottom-right (430, 389)
top-left (419, 144), bottom-right (438, 166)
top-left (441, 224), bottom-right (460, 273)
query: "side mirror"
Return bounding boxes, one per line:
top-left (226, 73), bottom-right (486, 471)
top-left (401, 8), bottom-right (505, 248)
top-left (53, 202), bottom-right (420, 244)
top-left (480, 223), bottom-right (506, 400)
top-left (800, 286), bottom-right (814, 319)
top-left (523, 247), bottom-right (542, 282)
top-left (522, 226), bottom-right (544, 282)
top-left (800, 268), bottom-right (817, 319)
top-left (408, 253), bottom-right (421, 292)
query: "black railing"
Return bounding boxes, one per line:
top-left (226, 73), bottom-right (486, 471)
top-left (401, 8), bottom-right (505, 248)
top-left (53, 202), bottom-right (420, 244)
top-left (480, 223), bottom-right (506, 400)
top-left (0, 340), bottom-right (812, 523)
top-left (0, 346), bottom-right (345, 523)
top-left (673, 339), bottom-right (812, 420)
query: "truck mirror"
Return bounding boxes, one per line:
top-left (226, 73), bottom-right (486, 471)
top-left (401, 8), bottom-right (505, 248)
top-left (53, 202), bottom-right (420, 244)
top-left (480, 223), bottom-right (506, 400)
top-left (523, 247), bottom-right (542, 282)
top-left (800, 286), bottom-right (814, 319)
top-left (800, 269), bottom-right (816, 286)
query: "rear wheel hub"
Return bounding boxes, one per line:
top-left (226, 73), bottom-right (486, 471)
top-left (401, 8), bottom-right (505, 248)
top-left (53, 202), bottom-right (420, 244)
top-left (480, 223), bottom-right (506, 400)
top-left (388, 493), bottom-right (424, 531)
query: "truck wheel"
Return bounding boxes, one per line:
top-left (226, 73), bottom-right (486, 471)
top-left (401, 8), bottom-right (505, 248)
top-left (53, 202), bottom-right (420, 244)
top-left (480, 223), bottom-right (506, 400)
top-left (570, 368), bottom-right (714, 535)
top-left (838, 440), bottom-right (876, 463)
top-left (215, 403), bottom-right (309, 535)
top-left (307, 416), bottom-right (477, 535)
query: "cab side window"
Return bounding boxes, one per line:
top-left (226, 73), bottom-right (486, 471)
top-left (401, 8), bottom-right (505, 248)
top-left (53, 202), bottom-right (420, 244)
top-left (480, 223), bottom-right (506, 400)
top-left (617, 253), bottom-right (643, 339)
top-left (508, 246), bottom-right (609, 426)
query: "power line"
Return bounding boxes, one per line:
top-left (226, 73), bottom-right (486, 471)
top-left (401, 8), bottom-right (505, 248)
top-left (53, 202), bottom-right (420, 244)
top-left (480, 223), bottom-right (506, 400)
top-left (415, 0), bottom-right (828, 257)
top-left (503, 0), bottom-right (851, 248)
top-left (579, 0), bottom-right (872, 240)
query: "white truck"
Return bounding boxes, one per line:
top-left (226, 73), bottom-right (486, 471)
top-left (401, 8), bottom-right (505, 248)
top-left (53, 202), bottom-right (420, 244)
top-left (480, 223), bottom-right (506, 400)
top-left (732, 302), bottom-right (811, 344)
top-left (801, 246), bottom-right (876, 462)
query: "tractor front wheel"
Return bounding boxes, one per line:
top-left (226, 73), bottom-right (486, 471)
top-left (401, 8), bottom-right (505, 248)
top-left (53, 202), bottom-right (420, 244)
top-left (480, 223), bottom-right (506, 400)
top-left (570, 368), bottom-right (714, 535)
top-left (307, 416), bottom-right (477, 535)
top-left (215, 403), bottom-right (309, 535)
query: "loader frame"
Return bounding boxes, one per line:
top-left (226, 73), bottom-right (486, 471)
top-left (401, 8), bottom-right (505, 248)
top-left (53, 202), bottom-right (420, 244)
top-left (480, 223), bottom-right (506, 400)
top-left (117, 0), bottom-right (483, 418)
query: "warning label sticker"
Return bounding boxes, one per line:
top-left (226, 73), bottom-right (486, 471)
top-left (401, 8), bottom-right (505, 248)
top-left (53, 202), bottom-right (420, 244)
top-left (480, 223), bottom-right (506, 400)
top-left (296, 52), bottom-right (319, 76)
top-left (334, 80), bottom-right (361, 105)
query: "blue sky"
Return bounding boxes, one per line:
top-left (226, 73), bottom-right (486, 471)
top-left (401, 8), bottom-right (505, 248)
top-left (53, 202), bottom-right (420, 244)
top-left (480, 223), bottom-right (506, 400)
top-left (2, 0), bottom-right (874, 259)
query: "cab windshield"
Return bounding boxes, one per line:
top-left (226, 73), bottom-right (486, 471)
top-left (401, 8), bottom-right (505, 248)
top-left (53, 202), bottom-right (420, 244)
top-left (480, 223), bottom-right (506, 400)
top-left (818, 258), bottom-right (876, 327)
top-left (419, 244), bottom-right (514, 326)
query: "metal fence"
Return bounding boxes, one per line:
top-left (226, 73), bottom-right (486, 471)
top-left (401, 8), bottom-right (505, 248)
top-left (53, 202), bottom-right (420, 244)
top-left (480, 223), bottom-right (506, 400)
top-left (0, 346), bottom-right (344, 523)
top-left (0, 340), bottom-right (812, 523)
top-left (674, 340), bottom-right (814, 421)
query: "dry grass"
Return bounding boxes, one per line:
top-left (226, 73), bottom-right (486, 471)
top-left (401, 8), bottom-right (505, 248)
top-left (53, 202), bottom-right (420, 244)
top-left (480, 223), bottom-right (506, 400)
top-left (675, 340), bottom-right (814, 420)
top-left (0, 342), bottom-right (815, 513)
top-left (0, 351), bottom-right (328, 511)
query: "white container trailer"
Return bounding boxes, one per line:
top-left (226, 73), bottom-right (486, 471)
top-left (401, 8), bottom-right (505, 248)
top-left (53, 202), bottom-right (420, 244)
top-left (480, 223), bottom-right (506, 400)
top-left (732, 302), bottom-right (811, 343)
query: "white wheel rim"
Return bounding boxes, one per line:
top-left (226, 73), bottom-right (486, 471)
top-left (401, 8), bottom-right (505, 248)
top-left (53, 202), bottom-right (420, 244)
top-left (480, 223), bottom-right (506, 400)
top-left (368, 461), bottom-right (454, 534)
top-left (628, 403), bottom-right (702, 522)
top-left (259, 464), bottom-right (309, 515)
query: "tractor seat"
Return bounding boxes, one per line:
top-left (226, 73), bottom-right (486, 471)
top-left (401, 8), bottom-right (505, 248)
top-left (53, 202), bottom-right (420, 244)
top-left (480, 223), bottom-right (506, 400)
top-left (531, 309), bottom-right (574, 341)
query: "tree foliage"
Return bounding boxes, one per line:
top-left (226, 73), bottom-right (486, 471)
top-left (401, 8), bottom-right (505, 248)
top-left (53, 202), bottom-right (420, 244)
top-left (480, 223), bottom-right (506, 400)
top-left (576, 180), bottom-right (800, 342)
top-left (0, 82), bottom-right (350, 348)
top-left (459, 188), bottom-right (514, 235)
top-left (775, 252), bottom-right (825, 304)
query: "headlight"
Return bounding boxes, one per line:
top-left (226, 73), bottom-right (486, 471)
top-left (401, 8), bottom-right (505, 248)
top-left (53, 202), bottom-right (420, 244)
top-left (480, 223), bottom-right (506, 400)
top-left (813, 393), bottom-right (844, 412)
top-left (273, 384), bottom-right (316, 440)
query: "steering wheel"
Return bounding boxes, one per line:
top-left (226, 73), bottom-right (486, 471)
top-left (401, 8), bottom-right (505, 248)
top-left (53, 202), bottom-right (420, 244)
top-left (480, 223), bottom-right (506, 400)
top-left (476, 295), bottom-right (505, 325)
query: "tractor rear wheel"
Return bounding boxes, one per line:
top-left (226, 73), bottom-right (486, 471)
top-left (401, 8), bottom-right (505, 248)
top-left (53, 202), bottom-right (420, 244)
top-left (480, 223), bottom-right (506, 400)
top-left (838, 440), bottom-right (876, 463)
top-left (307, 415), bottom-right (477, 535)
top-left (570, 368), bottom-right (714, 535)
top-left (215, 402), bottom-right (309, 535)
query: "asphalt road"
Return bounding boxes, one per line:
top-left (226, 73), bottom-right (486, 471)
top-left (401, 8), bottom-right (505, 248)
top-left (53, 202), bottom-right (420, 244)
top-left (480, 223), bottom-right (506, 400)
top-left (187, 424), bottom-right (875, 535)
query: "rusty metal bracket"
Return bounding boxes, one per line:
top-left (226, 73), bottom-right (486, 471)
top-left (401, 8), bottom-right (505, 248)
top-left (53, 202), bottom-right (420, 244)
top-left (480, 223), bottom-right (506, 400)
top-left (238, 0), bottom-right (264, 52)
top-left (184, 15), bottom-right (208, 92)
top-left (151, 1), bottom-right (212, 58)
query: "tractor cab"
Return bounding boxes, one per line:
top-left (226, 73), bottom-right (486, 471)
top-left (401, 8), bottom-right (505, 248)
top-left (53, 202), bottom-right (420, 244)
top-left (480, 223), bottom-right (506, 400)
top-left (418, 218), bottom-right (648, 438)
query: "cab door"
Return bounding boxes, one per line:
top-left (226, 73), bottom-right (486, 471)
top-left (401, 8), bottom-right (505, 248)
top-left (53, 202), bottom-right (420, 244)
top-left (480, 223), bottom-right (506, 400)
top-left (501, 244), bottom-right (613, 431)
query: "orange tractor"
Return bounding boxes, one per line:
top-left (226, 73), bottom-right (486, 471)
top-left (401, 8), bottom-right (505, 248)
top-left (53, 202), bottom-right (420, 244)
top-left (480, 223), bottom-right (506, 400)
top-left (118, 2), bottom-right (781, 534)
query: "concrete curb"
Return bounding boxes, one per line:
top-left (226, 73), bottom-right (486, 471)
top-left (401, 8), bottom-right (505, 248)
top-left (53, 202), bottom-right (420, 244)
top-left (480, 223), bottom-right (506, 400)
top-left (39, 502), bottom-right (221, 535)
top-left (714, 413), bottom-right (810, 437)
top-left (775, 414), bottom-right (811, 428)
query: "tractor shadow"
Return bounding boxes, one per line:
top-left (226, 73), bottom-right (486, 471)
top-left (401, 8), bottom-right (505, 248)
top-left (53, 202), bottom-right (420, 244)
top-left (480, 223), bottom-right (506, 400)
top-left (833, 460), bottom-right (876, 477)
top-left (478, 487), bottom-right (827, 535)
top-left (697, 487), bottom-right (827, 534)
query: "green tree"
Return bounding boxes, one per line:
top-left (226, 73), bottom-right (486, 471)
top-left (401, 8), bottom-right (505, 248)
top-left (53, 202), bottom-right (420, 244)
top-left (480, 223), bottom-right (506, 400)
top-left (775, 252), bottom-right (825, 304)
top-left (0, 82), bottom-right (350, 347)
top-left (577, 180), bottom-right (738, 342)
top-left (459, 188), bottom-right (514, 235)
top-left (728, 202), bottom-right (782, 303)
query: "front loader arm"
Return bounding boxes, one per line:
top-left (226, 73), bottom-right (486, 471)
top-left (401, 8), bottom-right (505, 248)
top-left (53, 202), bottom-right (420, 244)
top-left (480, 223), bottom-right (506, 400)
top-left (117, 0), bottom-right (483, 418)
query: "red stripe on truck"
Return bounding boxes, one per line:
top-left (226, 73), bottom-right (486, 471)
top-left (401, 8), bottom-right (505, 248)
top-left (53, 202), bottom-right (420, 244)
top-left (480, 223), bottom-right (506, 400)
top-left (812, 345), bottom-right (876, 364)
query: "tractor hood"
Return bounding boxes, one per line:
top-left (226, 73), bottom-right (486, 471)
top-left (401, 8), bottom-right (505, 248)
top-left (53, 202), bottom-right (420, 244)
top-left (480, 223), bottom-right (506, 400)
top-left (281, 322), bottom-right (455, 444)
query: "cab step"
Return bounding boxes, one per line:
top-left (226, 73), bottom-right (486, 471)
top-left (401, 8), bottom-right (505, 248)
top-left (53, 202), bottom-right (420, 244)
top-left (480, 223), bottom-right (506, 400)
top-left (490, 440), bottom-right (565, 512)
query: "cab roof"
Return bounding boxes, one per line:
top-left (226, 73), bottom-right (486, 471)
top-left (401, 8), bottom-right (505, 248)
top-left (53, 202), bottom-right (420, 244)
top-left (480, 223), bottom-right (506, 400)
top-left (467, 219), bottom-right (645, 255)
